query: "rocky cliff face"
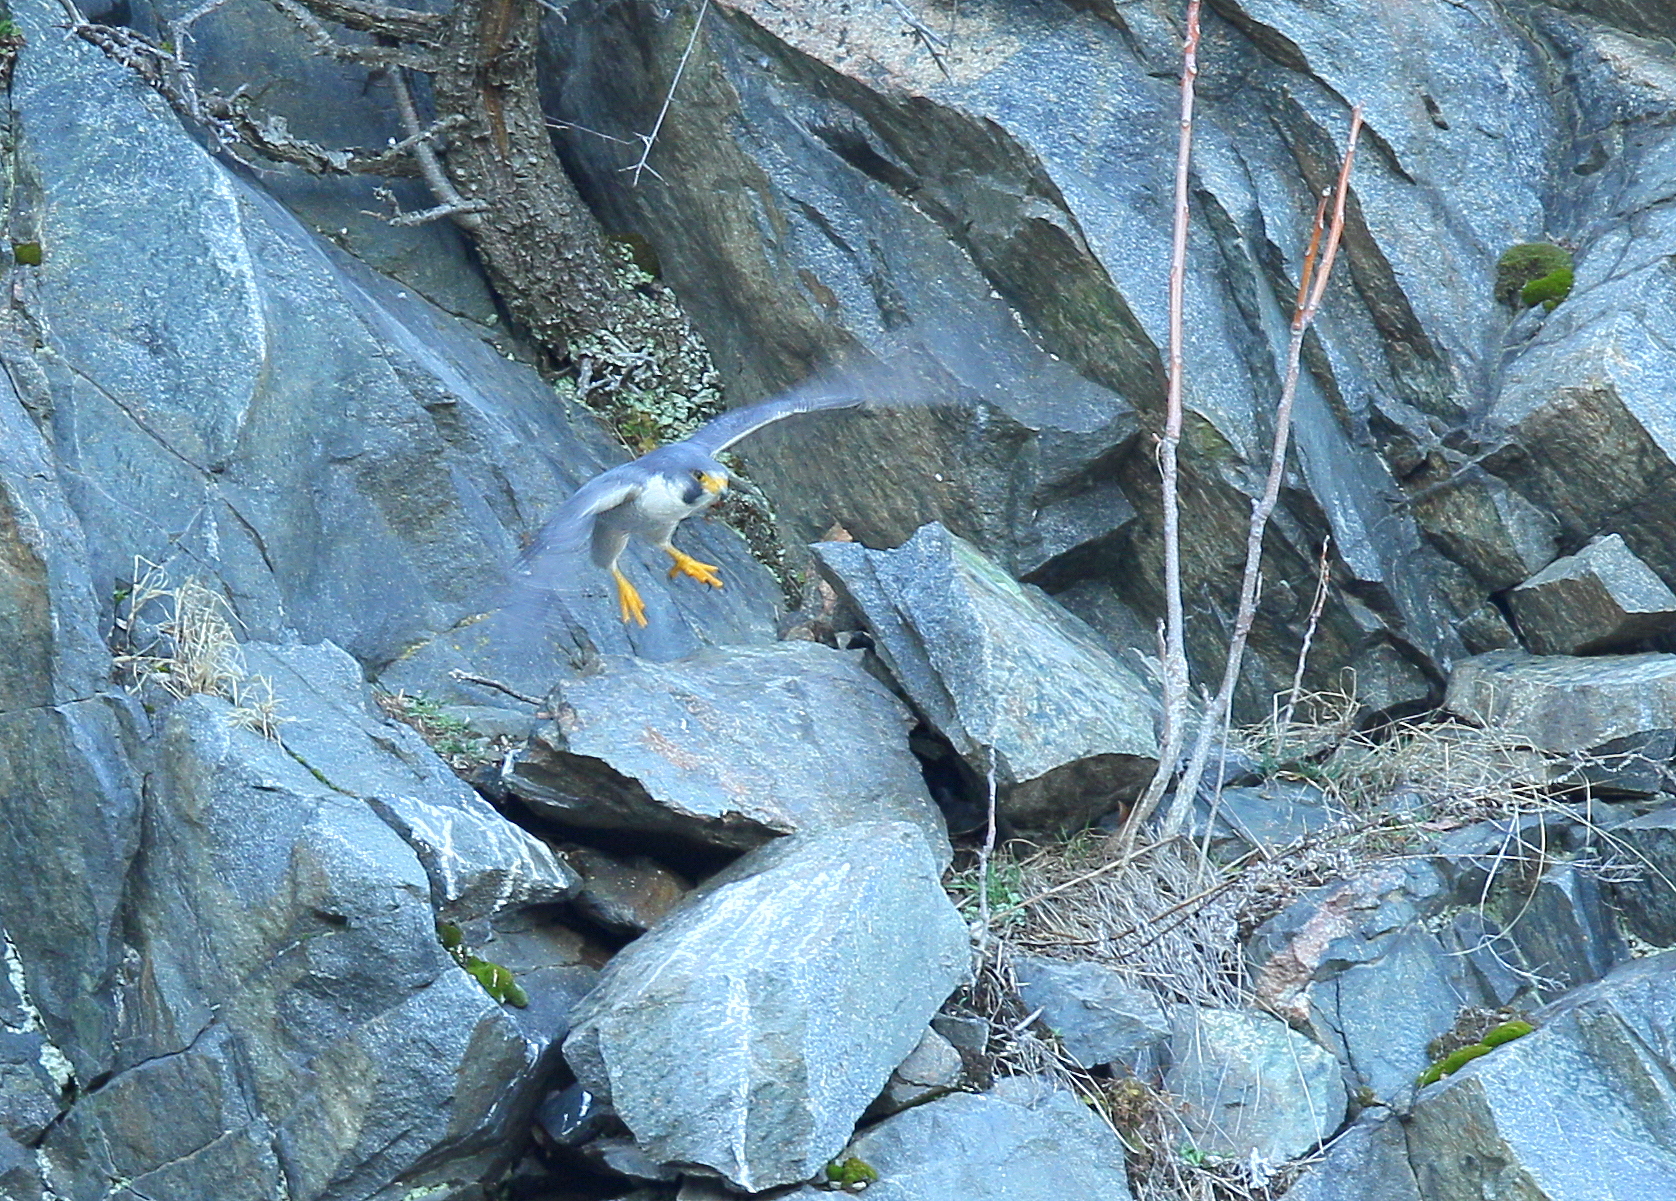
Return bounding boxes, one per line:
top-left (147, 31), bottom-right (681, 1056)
top-left (6, 0), bottom-right (1676, 1198)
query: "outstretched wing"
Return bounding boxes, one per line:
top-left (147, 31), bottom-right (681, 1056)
top-left (682, 385), bottom-right (865, 457)
top-left (517, 467), bottom-right (643, 570)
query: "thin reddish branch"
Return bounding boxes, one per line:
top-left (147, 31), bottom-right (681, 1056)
top-left (1293, 191), bottom-right (1329, 318)
top-left (1158, 104), bottom-right (1364, 839)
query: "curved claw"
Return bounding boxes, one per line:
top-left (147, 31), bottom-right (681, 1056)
top-left (665, 547), bottom-right (724, 590)
top-left (613, 568), bottom-right (648, 626)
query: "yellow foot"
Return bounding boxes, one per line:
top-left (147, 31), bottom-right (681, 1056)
top-left (665, 547), bottom-right (724, 590)
top-left (613, 569), bottom-right (648, 626)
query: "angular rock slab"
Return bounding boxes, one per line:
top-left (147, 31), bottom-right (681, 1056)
top-left (1013, 954), bottom-right (1169, 1069)
top-left (1509, 533), bottom-right (1676, 654)
top-left (784, 1082), bottom-right (1133, 1201)
top-left (1306, 929), bottom-right (1477, 1104)
top-left (1445, 649), bottom-right (1676, 754)
top-left (813, 523), bottom-right (1158, 832)
top-left (40, 695), bottom-right (547, 1200)
top-left (1407, 952), bottom-right (1676, 1199)
top-left (506, 641), bottom-right (946, 854)
top-left (1605, 805), bottom-right (1676, 945)
top-left (242, 640), bottom-right (579, 922)
top-left (563, 822), bottom-right (969, 1192)
top-left (874, 1027), bottom-right (964, 1114)
top-left (1281, 1114), bottom-right (1421, 1201)
top-left (1248, 861), bottom-right (1448, 1028)
top-left (1165, 1006), bottom-right (1347, 1163)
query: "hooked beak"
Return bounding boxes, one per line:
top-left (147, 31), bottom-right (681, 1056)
top-left (700, 471), bottom-right (728, 495)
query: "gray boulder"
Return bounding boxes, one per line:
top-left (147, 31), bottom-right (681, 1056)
top-left (505, 641), bottom-right (946, 853)
top-left (1508, 534), bottom-right (1676, 654)
top-left (38, 695), bottom-right (552, 1200)
top-left (1281, 1114), bottom-right (1421, 1201)
top-left (1604, 806), bottom-right (1676, 945)
top-left (1165, 1005), bottom-right (1347, 1163)
top-left (562, 845), bottom-right (692, 937)
top-left (1308, 929), bottom-right (1478, 1105)
top-left (814, 524), bottom-right (1158, 832)
top-left (563, 821), bottom-right (969, 1192)
top-left (1411, 470), bottom-right (1560, 593)
top-left (241, 641), bottom-right (579, 922)
top-left (1407, 951), bottom-right (1676, 1199)
top-left (1248, 862), bottom-right (1449, 1028)
top-left (1445, 649), bottom-right (1676, 754)
top-left (873, 1027), bottom-right (965, 1115)
top-left (785, 1081), bottom-right (1133, 1201)
top-left (1012, 955), bottom-right (1170, 1070)
top-left (1501, 864), bottom-right (1631, 995)
top-left (1193, 779), bottom-right (1347, 859)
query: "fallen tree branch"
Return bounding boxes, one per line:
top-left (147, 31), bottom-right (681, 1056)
top-left (267, 0), bottom-right (440, 70)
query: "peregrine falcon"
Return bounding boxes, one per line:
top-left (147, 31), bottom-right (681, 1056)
top-left (517, 386), bottom-right (864, 625)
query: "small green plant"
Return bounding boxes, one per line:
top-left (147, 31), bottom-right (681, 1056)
top-left (0, 19), bottom-right (23, 88)
top-left (1417, 1018), bottom-right (1533, 1087)
top-left (438, 921), bottom-right (528, 1008)
top-left (821, 1156), bottom-right (879, 1190)
top-left (946, 858), bottom-right (1028, 931)
top-left (1179, 1145), bottom-right (1209, 1168)
top-left (1495, 242), bottom-right (1574, 310)
top-left (377, 690), bottom-right (497, 770)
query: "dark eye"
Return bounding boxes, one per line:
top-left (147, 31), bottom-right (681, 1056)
top-left (691, 469), bottom-right (705, 481)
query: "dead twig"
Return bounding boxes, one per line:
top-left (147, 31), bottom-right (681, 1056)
top-left (886, 0), bottom-right (952, 79)
top-left (448, 668), bottom-right (543, 707)
top-left (623, 0), bottom-right (710, 187)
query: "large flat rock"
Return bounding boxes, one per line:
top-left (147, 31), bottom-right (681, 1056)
top-left (243, 640), bottom-right (579, 922)
top-left (784, 1082), bottom-right (1133, 1200)
top-left (1508, 534), bottom-right (1676, 654)
top-left (814, 523), bottom-right (1157, 832)
top-left (1445, 649), bottom-right (1676, 753)
top-left (563, 821), bottom-right (969, 1191)
top-left (1165, 1005), bottom-right (1347, 1162)
top-left (505, 641), bottom-right (946, 854)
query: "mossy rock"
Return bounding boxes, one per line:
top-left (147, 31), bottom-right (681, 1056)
top-left (463, 955), bottom-right (530, 1008)
top-left (823, 1156), bottom-right (880, 1190)
top-left (1495, 243), bottom-right (1573, 308)
top-left (437, 921), bottom-right (529, 1007)
top-left (1417, 1018), bottom-right (1534, 1087)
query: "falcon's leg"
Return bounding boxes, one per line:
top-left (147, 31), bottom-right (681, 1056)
top-left (663, 544), bottom-right (724, 589)
top-left (612, 566), bottom-right (649, 626)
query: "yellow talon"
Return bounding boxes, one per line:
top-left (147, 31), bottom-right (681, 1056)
top-left (613, 568), bottom-right (648, 626)
top-left (666, 547), bottom-right (724, 590)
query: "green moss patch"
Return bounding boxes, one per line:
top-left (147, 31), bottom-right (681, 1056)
top-left (1495, 243), bottom-right (1573, 309)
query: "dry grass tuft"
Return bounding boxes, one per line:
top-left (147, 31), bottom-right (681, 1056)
top-left (112, 558), bottom-right (285, 740)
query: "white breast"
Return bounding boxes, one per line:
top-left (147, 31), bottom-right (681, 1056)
top-left (632, 473), bottom-right (720, 540)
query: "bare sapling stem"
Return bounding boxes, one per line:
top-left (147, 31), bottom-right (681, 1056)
top-left (1280, 534), bottom-right (1334, 733)
top-left (975, 747), bottom-right (1000, 955)
top-left (1121, 0), bottom-right (1201, 857)
top-left (1159, 106), bottom-right (1364, 838)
